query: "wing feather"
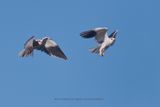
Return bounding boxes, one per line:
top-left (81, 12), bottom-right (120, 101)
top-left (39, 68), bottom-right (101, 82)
top-left (24, 36), bottom-right (35, 48)
top-left (80, 27), bottom-right (108, 44)
top-left (19, 36), bottom-right (35, 57)
top-left (94, 28), bottom-right (108, 43)
top-left (80, 30), bottom-right (97, 38)
top-left (44, 39), bottom-right (67, 60)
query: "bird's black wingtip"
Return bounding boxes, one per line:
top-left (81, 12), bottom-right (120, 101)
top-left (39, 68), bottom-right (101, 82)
top-left (63, 56), bottom-right (68, 60)
top-left (80, 30), bottom-right (97, 38)
top-left (109, 30), bottom-right (118, 38)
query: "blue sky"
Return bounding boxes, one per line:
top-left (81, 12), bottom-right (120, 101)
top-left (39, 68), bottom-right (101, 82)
top-left (0, 0), bottom-right (159, 107)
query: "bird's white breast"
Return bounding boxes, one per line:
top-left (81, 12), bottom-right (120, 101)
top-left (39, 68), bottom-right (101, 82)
top-left (103, 37), bottom-right (113, 46)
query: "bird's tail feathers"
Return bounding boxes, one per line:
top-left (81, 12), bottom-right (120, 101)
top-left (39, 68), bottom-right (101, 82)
top-left (89, 46), bottom-right (100, 54)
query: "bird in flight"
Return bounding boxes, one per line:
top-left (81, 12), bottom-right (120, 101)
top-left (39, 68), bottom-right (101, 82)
top-left (80, 27), bottom-right (118, 56)
top-left (19, 36), bottom-right (67, 60)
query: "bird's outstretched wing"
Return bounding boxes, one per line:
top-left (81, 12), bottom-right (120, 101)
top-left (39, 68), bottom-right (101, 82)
top-left (80, 30), bottom-right (97, 38)
top-left (19, 36), bottom-right (35, 57)
top-left (24, 36), bottom-right (35, 48)
top-left (94, 28), bottom-right (108, 43)
top-left (108, 30), bottom-right (118, 38)
top-left (80, 27), bottom-right (108, 43)
top-left (44, 38), bottom-right (67, 60)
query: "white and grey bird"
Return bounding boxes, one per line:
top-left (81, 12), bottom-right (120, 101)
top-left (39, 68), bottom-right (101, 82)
top-left (19, 36), bottom-right (67, 60)
top-left (80, 27), bottom-right (118, 56)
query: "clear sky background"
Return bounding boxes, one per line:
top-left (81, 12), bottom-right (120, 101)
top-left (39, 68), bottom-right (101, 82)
top-left (0, 0), bottom-right (159, 107)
